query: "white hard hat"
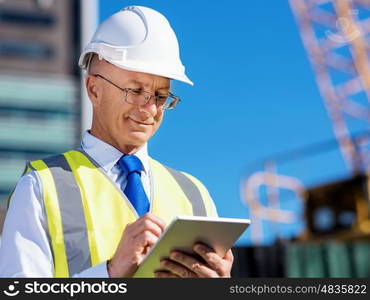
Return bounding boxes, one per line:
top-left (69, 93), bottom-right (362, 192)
top-left (79, 6), bottom-right (193, 85)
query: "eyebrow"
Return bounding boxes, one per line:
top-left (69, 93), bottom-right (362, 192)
top-left (125, 79), bottom-right (170, 91)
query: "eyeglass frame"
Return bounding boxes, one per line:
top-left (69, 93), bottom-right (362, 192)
top-left (90, 73), bottom-right (181, 110)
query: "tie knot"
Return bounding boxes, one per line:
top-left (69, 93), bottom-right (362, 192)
top-left (118, 155), bottom-right (143, 175)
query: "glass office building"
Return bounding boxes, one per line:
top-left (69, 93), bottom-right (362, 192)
top-left (0, 0), bottom-right (81, 229)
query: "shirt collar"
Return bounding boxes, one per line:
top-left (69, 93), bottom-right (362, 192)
top-left (81, 130), bottom-right (149, 174)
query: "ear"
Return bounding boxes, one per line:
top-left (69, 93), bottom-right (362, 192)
top-left (86, 74), bottom-right (100, 107)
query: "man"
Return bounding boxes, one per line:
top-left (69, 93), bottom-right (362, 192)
top-left (0, 6), bottom-right (233, 278)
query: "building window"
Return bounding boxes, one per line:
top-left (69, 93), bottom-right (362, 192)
top-left (0, 9), bottom-right (54, 26)
top-left (0, 39), bottom-right (53, 59)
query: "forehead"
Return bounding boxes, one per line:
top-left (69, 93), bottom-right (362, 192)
top-left (115, 66), bottom-right (170, 89)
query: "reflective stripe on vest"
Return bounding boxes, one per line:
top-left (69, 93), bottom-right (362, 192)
top-left (43, 154), bottom-right (92, 277)
top-left (27, 150), bottom-right (215, 277)
top-left (164, 166), bottom-right (207, 216)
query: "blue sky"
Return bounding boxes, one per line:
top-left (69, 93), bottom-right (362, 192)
top-left (98, 1), bottom-right (354, 245)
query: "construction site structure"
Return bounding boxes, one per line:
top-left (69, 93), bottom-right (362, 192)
top-left (243, 0), bottom-right (370, 244)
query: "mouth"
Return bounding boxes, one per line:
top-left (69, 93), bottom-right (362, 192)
top-left (127, 117), bottom-right (154, 126)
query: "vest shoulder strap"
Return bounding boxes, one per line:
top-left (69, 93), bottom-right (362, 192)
top-left (29, 151), bottom-right (91, 277)
top-left (151, 159), bottom-right (216, 217)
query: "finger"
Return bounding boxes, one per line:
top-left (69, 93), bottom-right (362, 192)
top-left (169, 251), bottom-right (218, 278)
top-left (154, 270), bottom-right (180, 278)
top-left (134, 230), bottom-right (159, 249)
top-left (193, 244), bottom-right (225, 274)
top-left (130, 218), bottom-right (164, 239)
top-left (125, 213), bottom-right (166, 238)
top-left (142, 213), bottom-right (166, 232)
top-left (224, 249), bottom-right (234, 262)
top-left (160, 259), bottom-right (198, 278)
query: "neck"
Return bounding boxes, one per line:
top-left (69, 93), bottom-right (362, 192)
top-left (89, 127), bottom-right (143, 155)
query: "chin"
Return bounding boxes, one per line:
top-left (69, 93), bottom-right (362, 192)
top-left (125, 131), bottom-right (151, 146)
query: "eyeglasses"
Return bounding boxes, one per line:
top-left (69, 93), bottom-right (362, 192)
top-left (91, 73), bottom-right (180, 110)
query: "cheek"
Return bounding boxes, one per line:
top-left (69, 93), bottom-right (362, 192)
top-left (154, 110), bottom-right (164, 129)
top-left (156, 108), bottom-right (164, 120)
top-left (100, 104), bottom-right (118, 126)
top-left (101, 98), bottom-right (129, 124)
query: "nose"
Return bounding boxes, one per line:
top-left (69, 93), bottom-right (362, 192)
top-left (138, 95), bottom-right (158, 116)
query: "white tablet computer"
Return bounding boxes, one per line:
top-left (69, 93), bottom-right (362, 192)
top-left (133, 216), bottom-right (250, 278)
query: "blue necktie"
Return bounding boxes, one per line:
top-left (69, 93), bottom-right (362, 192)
top-left (117, 155), bottom-right (150, 217)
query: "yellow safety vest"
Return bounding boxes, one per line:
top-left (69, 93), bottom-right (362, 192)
top-left (16, 149), bottom-right (216, 277)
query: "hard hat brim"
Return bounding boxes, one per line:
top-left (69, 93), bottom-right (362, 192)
top-left (79, 50), bottom-right (194, 86)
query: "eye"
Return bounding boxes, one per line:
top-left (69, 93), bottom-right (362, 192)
top-left (156, 94), bottom-right (168, 101)
top-left (129, 89), bottom-right (142, 95)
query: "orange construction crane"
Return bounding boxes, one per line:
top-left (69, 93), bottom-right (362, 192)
top-left (243, 0), bottom-right (370, 244)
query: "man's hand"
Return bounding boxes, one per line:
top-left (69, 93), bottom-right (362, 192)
top-left (154, 243), bottom-right (234, 278)
top-left (107, 213), bottom-right (166, 278)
